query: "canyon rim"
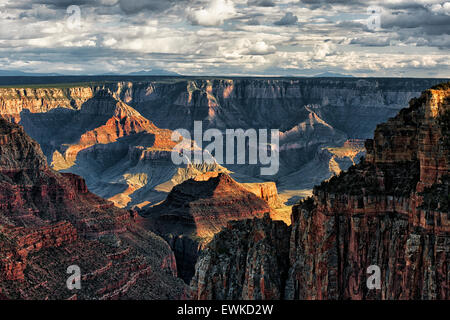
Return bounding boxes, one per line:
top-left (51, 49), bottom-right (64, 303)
top-left (0, 0), bottom-right (449, 310)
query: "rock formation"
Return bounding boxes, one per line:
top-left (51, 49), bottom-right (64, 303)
top-left (0, 118), bottom-right (186, 299)
top-left (191, 83), bottom-right (450, 300)
top-left (241, 181), bottom-right (284, 209)
top-left (0, 78), bottom-right (443, 207)
top-left (142, 173), bottom-right (271, 283)
top-left (191, 214), bottom-right (290, 300)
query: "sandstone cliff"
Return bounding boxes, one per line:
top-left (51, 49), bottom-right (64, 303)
top-left (191, 83), bottom-right (450, 300)
top-left (0, 118), bottom-right (186, 299)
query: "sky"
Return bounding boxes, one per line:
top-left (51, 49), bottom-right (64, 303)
top-left (0, 0), bottom-right (449, 77)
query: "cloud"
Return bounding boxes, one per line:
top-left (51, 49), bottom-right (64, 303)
top-left (247, 17), bottom-right (261, 25)
top-left (29, 0), bottom-right (93, 9)
top-left (188, 0), bottom-right (236, 26)
top-left (245, 40), bottom-right (276, 55)
top-left (429, 2), bottom-right (450, 14)
top-left (118, 0), bottom-right (184, 14)
top-left (299, 0), bottom-right (363, 10)
top-left (0, 0), bottom-right (449, 77)
top-left (381, 6), bottom-right (450, 36)
top-left (311, 42), bottom-right (336, 60)
top-left (274, 12), bottom-right (298, 25)
top-left (247, 0), bottom-right (276, 7)
top-left (350, 36), bottom-right (392, 47)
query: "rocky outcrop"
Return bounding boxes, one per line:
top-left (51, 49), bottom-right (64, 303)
top-left (0, 87), bottom-right (94, 123)
top-left (49, 95), bottom-right (175, 171)
top-left (0, 118), bottom-right (187, 299)
top-left (192, 171), bottom-right (283, 209)
top-left (242, 182), bottom-right (283, 209)
top-left (8, 88), bottom-right (225, 209)
top-left (287, 85), bottom-right (450, 300)
top-left (191, 83), bottom-right (450, 300)
top-left (191, 214), bottom-right (290, 300)
top-left (142, 173), bottom-right (271, 283)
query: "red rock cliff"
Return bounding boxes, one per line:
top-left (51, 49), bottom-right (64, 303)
top-left (191, 214), bottom-right (290, 300)
top-left (191, 83), bottom-right (450, 300)
top-left (0, 118), bottom-right (186, 299)
top-left (287, 84), bottom-right (449, 300)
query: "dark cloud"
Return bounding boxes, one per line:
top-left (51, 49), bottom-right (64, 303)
top-left (31, 0), bottom-right (93, 9)
top-left (274, 12), bottom-right (298, 25)
top-left (335, 21), bottom-right (366, 29)
top-left (248, 0), bottom-right (276, 7)
top-left (118, 0), bottom-right (188, 14)
top-left (23, 0), bottom-right (187, 14)
top-left (382, 10), bottom-right (450, 36)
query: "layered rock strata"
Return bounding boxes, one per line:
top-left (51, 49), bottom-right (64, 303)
top-left (191, 84), bottom-right (450, 300)
top-left (0, 78), bottom-right (444, 207)
top-left (142, 173), bottom-right (271, 283)
top-left (0, 118), bottom-right (186, 299)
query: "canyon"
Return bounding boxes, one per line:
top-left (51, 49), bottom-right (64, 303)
top-left (0, 117), bottom-right (186, 299)
top-left (141, 172), bottom-right (273, 282)
top-left (0, 77), bottom-right (448, 300)
top-left (190, 83), bottom-right (450, 300)
top-left (0, 78), bottom-right (444, 210)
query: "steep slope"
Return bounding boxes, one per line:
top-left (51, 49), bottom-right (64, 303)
top-left (0, 86), bottom-right (94, 123)
top-left (191, 83), bottom-right (450, 300)
top-left (15, 89), bottom-right (225, 209)
top-left (278, 139), bottom-right (365, 205)
top-left (68, 136), bottom-right (227, 209)
top-left (142, 173), bottom-right (271, 283)
top-left (46, 94), bottom-right (175, 171)
top-left (191, 214), bottom-right (290, 300)
top-left (0, 118), bottom-right (186, 300)
top-left (0, 78), bottom-right (444, 208)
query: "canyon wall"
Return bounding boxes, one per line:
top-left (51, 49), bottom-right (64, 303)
top-left (191, 83), bottom-right (450, 300)
top-left (0, 78), bottom-right (444, 208)
top-left (191, 214), bottom-right (290, 300)
top-left (0, 117), bottom-right (187, 299)
top-left (142, 173), bottom-right (271, 283)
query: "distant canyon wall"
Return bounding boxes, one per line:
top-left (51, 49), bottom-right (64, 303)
top-left (0, 78), bottom-right (445, 208)
top-left (0, 78), bottom-right (444, 134)
top-left (191, 84), bottom-right (450, 300)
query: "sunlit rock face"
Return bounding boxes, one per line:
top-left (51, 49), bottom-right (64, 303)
top-left (0, 78), bottom-right (443, 207)
top-left (141, 173), bottom-right (271, 283)
top-left (0, 118), bottom-right (187, 300)
top-left (287, 85), bottom-right (449, 300)
top-left (191, 84), bottom-right (450, 300)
